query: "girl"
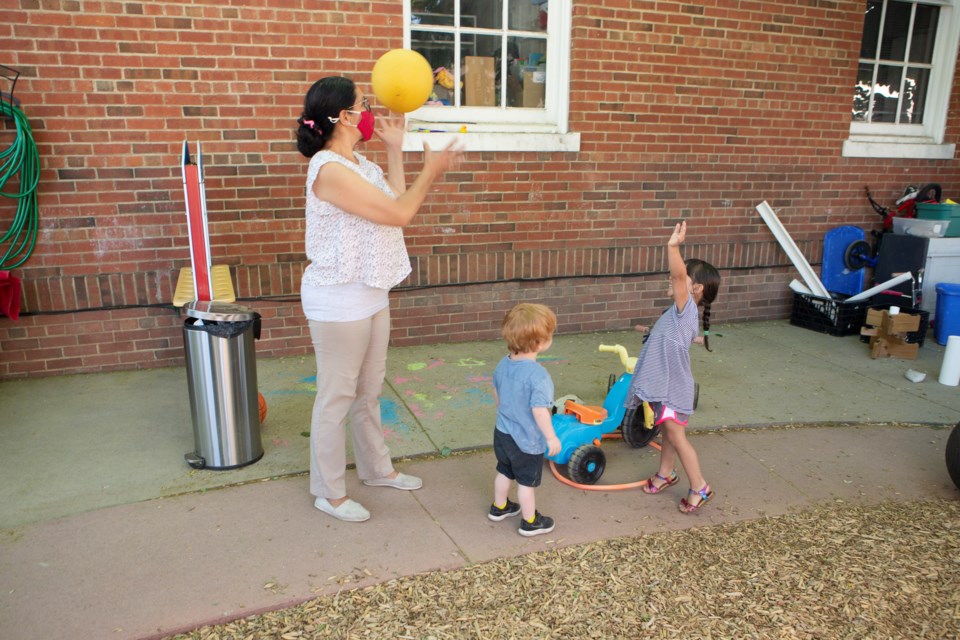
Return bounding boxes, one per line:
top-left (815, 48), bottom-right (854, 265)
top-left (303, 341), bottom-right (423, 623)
top-left (627, 221), bottom-right (721, 513)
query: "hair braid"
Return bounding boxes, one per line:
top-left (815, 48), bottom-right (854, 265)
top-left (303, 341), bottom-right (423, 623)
top-left (701, 301), bottom-right (713, 352)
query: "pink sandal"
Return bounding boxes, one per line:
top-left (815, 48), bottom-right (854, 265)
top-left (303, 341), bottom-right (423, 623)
top-left (679, 484), bottom-right (714, 513)
top-left (642, 470), bottom-right (678, 494)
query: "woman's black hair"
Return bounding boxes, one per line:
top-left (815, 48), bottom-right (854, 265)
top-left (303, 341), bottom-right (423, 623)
top-left (296, 76), bottom-right (357, 158)
top-left (685, 258), bottom-right (721, 352)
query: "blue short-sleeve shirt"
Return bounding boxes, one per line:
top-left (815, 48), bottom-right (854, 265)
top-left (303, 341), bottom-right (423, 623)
top-left (492, 355), bottom-right (555, 455)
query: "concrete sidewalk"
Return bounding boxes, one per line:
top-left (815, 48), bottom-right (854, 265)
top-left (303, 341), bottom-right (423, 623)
top-left (3, 321), bottom-right (959, 530)
top-left (0, 320), bottom-right (959, 639)
top-left (0, 424), bottom-right (955, 640)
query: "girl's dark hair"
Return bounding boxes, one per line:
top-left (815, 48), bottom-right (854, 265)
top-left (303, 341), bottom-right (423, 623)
top-left (685, 258), bottom-right (721, 352)
top-left (296, 76), bottom-right (357, 158)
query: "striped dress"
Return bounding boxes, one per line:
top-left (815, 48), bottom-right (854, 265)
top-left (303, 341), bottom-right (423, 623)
top-left (626, 293), bottom-right (700, 415)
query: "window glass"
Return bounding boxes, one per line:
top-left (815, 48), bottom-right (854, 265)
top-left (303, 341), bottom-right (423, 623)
top-left (851, 0), bottom-right (941, 125)
top-left (861, 1), bottom-right (882, 58)
top-left (508, 0), bottom-right (548, 32)
top-left (879, 1), bottom-right (911, 59)
top-left (465, 0), bottom-right (503, 29)
top-left (872, 64), bottom-right (904, 122)
top-left (410, 0), bottom-right (550, 110)
top-left (413, 0), bottom-right (454, 26)
top-left (910, 4), bottom-right (940, 62)
top-left (902, 66), bottom-right (931, 123)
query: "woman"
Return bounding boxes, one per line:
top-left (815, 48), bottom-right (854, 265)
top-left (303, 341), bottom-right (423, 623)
top-left (295, 76), bottom-right (462, 522)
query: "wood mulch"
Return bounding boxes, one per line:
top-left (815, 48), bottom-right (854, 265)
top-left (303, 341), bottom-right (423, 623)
top-left (168, 498), bottom-right (960, 640)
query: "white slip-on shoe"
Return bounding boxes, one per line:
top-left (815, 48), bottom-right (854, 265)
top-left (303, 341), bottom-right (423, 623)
top-left (362, 472), bottom-right (423, 490)
top-left (314, 497), bottom-right (370, 522)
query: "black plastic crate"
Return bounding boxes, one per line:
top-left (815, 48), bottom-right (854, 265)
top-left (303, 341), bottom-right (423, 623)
top-left (790, 292), bottom-right (869, 337)
top-left (859, 306), bottom-right (930, 347)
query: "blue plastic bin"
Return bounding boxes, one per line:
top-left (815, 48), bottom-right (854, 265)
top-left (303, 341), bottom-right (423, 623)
top-left (934, 283), bottom-right (960, 345)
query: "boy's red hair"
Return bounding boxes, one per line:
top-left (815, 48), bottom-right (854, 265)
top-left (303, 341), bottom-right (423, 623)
top-left (501, 303), bottom-right (557, 354)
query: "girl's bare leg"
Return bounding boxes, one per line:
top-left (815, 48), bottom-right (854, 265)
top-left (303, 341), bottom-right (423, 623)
top-left (657, 435), bottom-right (677, 478)
top-left (660, 419), bottom-right (706, 491)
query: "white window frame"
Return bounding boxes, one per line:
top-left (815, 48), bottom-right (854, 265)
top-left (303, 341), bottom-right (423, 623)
top-left (844, 0), bottom-right (959, 159)
top-left (401, 0), bottom-right (580, 153)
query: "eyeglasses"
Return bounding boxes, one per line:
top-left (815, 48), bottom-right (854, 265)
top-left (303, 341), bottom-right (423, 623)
top-left (347, 97), bottom-right (371, 113)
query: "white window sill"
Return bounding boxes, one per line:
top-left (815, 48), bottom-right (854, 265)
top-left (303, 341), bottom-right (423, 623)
top-left (403, 131), bottom-right (581, 153)
top-left (842, 138), bottom-right (956, 160)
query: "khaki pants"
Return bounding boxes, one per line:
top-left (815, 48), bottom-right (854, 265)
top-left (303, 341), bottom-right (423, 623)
top-left (308, 308), bottom-right (394, 499)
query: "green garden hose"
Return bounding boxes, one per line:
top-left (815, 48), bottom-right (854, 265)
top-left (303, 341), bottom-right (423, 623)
top-left (0, 96), bottom-right (39, 269)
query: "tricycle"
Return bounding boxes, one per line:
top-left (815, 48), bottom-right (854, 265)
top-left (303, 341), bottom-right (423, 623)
top-left (548, 343), bottom-right (699, 485)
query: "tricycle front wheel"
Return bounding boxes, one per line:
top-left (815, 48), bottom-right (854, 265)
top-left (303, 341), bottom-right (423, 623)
top-left (568, 444), bottom-right (606, 484)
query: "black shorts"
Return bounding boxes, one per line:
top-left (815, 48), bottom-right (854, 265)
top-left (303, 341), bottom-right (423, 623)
top-left (493, 429), bottom-right (544, 488)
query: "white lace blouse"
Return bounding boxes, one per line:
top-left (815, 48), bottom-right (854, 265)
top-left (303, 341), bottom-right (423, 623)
top-left (301, 150), bottom-right (412, 290)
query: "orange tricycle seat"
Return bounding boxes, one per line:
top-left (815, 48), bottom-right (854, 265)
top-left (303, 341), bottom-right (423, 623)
top-left (563, 400), bottom-right (608, 426)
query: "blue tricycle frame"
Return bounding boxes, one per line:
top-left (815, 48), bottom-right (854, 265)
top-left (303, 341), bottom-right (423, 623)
top-left (548, 344), bottom-right (698, 485)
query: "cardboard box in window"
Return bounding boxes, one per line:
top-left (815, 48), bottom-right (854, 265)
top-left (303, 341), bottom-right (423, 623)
top-left (465, 56), bottom-right (495, 107)
top-left (523, 70), bottom-right (545, 108)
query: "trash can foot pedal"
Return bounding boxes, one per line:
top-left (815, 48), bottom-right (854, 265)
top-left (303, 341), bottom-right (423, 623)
top-left (185, 452), bottom-right (205, 469)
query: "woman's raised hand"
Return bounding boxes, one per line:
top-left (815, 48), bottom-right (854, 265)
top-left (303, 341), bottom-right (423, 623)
top-left (375, 112), bottom-right (406, 150)
top-left (423, 139), bottom-right (464, 177)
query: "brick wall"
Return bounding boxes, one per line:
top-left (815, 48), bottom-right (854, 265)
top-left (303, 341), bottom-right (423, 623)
top-left (1, 0), bottom-right (958, 379)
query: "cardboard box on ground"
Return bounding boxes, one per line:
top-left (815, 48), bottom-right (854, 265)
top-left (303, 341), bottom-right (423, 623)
top-left (861, 309), bottom-right (921, 360)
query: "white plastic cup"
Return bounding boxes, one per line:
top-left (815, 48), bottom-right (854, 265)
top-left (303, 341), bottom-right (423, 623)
top-left (938, 335), bottom-right (960, 386)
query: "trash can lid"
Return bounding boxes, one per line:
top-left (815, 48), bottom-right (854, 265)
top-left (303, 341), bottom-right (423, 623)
top-left (184, 301), bottom-right (258, 322)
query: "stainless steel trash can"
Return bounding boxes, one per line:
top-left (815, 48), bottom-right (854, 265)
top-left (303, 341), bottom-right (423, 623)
top-left (182, 301), bottom-right (264, 470)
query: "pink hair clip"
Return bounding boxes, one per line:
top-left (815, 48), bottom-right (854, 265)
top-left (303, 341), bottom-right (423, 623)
top-left (303, 119), bottom-right (316, 129)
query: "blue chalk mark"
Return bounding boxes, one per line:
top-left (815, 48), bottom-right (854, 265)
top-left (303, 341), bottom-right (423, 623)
top-left (463, 387), bottom-right (494, 404)
top-left (380, 397), bottom-right (411, 434)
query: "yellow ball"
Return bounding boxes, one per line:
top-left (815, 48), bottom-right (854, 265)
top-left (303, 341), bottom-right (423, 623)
top-left (371, 49), bottom-right (434, 113)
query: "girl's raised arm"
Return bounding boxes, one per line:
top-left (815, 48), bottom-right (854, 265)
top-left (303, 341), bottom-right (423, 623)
top-left (668, 221), bottom-right (689, 312)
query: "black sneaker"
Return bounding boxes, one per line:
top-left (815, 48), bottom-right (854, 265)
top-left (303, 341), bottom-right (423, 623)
top-left (518, 511), bottom-right (555, 537)
top-left (488, 498), bottom-right (522, 522)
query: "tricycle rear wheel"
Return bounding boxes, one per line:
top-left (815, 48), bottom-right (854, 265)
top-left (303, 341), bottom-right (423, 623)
top-left (622, 405), bottom-right (660, 448)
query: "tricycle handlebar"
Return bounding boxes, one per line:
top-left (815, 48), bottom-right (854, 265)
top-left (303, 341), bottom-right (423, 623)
top-left (598, 344), bottom-right (637, 374)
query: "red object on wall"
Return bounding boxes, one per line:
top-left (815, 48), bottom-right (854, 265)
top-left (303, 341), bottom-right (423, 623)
top-left (182, 141), bottom-right (213, 302)
top-left (0, 271), bottom-right (21, 321)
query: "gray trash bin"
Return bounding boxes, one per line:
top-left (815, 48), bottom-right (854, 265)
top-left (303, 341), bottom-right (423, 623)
top-left (182, 301), bottom-right (264, 470)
